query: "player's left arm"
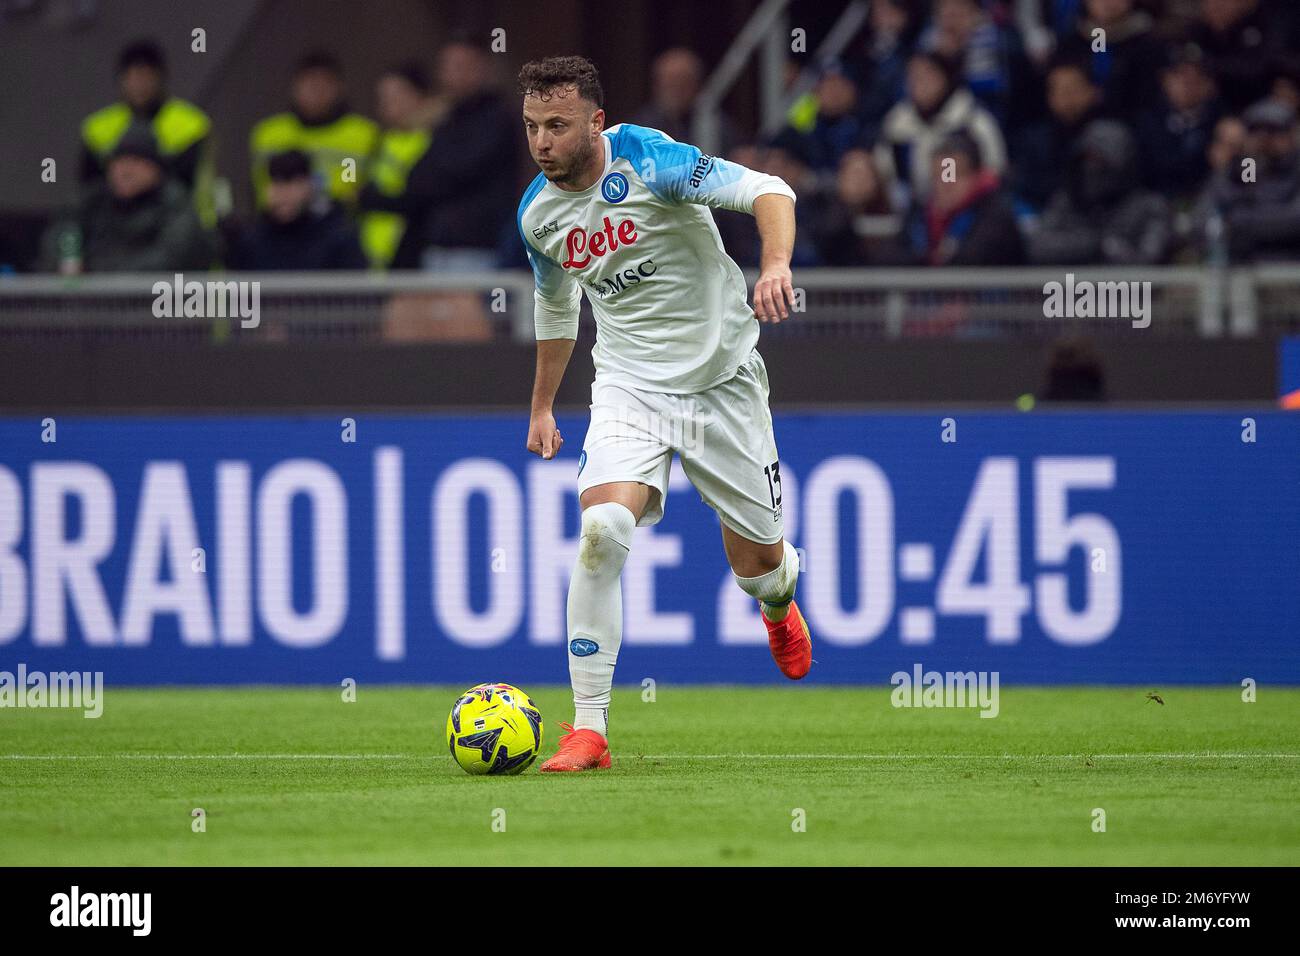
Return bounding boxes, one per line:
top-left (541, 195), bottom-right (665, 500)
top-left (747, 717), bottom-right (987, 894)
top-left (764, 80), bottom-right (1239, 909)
top-left (752, 192), bottom-right (797, 323)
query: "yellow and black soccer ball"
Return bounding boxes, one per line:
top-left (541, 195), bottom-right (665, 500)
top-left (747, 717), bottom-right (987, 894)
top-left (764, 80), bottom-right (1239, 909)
top-left (445, 683), bottom-right (544, 775)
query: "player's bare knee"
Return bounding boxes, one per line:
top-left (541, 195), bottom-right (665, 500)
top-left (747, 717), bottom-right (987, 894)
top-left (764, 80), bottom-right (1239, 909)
top-left (732, 539), bottom-right (799, 601)
top-left (753, 548), bottom-right (785, 576)
top-left (728, 539), bottom-right (785, 578)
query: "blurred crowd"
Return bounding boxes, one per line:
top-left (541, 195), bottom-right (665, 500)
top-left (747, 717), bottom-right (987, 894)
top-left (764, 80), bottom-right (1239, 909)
top-left (44, 36), bottom-right (517, 276)
top-left (725, 0), bottom-right (1300, 268)
top-left (40, 0), bottom-right (1300, 276)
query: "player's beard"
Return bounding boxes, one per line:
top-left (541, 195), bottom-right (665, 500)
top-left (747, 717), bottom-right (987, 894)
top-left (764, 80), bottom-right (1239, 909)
top-left (545, 136), bottom-right (597, 188)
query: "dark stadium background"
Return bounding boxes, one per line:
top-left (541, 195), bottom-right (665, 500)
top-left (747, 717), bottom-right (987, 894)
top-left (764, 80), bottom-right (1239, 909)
top-left (0, 0), bottom-right (1295, 406)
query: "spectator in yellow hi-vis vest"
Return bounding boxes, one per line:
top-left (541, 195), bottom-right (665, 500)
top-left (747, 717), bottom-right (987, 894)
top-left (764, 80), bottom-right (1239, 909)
top-left (360, 63), bottom-right (439, 267)
top-left (81, 39), bottom-right (213, 196)
top-left (250, 51), bottom-right (379, 210)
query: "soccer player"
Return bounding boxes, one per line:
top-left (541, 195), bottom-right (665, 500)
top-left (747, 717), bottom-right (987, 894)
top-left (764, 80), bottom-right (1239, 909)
top-left (517, 56), bottom-right (810, 772)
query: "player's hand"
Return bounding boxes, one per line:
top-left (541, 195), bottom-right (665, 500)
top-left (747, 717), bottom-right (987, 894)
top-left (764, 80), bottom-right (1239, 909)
top-left (753, 265), bottom-right (795, 323)
top-left (526, 411), bottom-right (563, 460)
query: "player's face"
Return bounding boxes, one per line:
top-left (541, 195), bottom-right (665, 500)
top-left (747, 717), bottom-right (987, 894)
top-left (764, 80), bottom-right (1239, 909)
top-left (523, 90), bottom-right (604, 187)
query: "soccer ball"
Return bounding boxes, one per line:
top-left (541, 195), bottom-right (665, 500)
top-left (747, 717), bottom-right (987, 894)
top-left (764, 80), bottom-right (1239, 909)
top-left (446, 683), bottom-right (544, 775)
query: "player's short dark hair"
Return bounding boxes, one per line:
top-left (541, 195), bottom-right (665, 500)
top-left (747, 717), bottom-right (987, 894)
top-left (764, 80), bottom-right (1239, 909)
top-left (117, 38), bottom-right (166, 75)
top-left (517, 55), bottom-right (604, 108)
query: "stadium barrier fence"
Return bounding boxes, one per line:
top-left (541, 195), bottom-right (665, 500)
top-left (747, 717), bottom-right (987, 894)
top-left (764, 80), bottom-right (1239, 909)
top-left (2, 266), bottom-right (1298, 344)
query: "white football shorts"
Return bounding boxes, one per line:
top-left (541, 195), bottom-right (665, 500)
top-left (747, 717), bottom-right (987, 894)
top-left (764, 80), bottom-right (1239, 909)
top-left (576, 347), bottom-right (785, 545)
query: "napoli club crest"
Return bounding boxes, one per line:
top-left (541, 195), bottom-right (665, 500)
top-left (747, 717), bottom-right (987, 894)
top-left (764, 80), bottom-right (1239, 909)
top-left (600, 172), bottom-right (629, 204)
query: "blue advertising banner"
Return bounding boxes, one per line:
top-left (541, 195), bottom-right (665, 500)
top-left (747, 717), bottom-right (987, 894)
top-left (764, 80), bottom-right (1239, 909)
top-left (1282, 336), bottom-right (1300, 407)
top-left (0, 411), bottom-right (1296, 684)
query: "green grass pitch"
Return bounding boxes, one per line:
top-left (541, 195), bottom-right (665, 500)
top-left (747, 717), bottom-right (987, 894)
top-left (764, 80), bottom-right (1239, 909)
top-left (2, 685), bottom-right (1297, 866)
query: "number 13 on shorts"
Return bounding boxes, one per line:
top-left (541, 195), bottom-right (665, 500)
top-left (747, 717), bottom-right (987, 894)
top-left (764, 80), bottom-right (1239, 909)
top-left (763, 459), bottom-right (782, 523)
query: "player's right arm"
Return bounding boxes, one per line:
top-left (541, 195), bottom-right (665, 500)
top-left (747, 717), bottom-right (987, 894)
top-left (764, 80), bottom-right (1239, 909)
top-left (528, 338), bottom-right (575, 459)
top-left (521, 215), bottom-right (582, 460)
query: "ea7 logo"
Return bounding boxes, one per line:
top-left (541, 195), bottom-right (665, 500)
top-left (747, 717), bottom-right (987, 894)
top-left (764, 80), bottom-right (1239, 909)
top-left (532, 220), bottom-right (558, 240)
top-left (50, 886), bottom-right (151, 936)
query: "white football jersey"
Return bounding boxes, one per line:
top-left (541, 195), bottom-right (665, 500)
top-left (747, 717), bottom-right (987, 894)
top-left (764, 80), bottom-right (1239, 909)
top-left (518, 123), bottom-right (796, 394)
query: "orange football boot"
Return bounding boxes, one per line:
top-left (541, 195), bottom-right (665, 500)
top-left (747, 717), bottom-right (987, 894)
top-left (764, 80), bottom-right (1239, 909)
top-left (762, 600), bottom-right (812, 679)
top-left (539, 722), bottom-right (612, 772)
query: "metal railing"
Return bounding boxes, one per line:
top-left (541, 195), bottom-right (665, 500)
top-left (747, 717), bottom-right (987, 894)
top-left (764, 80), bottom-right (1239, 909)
top-left (0, 271), bottom-right (536, 344)
top-left (0, 266), bottom-right (1296, 344)
top-left (691, 0), bottom-right (872, 153)
top-left (692, 0), bottom-right (791, 156)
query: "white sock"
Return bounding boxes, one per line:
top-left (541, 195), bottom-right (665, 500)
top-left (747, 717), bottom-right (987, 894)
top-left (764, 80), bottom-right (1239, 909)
top-left (567, 501), bottom-right (636, 738)
top-left (734, 540), bottom-right (800, 622)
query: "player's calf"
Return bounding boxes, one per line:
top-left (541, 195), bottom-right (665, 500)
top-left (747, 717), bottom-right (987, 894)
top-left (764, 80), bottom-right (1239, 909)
top-left (567, 501), bottom-right (636, 737)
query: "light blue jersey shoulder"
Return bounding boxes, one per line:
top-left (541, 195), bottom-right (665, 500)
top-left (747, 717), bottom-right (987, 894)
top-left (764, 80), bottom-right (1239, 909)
top-left (605, 123), bottom-right (748, 204)
top-left (516, 171), bottom-right (550, 251)
top-left (517, 171), bottom-right (565, 295)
